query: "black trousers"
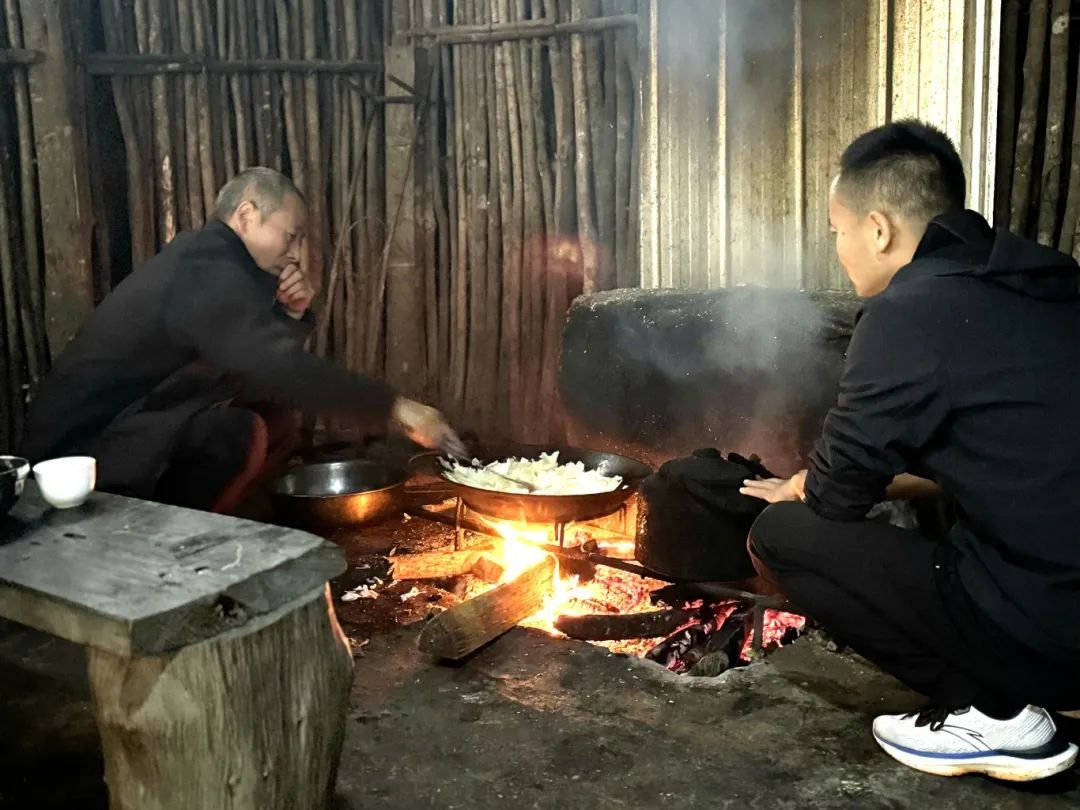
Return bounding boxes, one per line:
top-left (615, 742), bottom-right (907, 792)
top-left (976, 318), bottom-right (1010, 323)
top-left (748, 502), bottom-right (1080, 715)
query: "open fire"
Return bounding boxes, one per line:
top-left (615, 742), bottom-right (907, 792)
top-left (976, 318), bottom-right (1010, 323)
top-left (431, 516), bottom-right (807, 674)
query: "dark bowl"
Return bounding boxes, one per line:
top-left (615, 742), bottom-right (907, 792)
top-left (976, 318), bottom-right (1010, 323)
top-left (0, 456), bottom-right (30, 517)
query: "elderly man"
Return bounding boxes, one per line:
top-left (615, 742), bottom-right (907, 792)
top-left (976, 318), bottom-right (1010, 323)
top-left (23, 167), bottom-right (461, 513)
top-left (741, 121), bottom-right (1080, 781)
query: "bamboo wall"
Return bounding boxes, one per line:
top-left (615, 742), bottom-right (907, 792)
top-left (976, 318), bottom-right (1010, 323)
top-left (996, 0), bottom-right (1080, 255)
top-left (640, 0), bottom-right (1002, 291)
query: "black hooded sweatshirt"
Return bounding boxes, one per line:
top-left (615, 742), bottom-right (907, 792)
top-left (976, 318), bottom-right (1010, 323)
top-left (21, 220), bottom-right (396, 497)
top-left (805, 210), bottom-right (1080, 658)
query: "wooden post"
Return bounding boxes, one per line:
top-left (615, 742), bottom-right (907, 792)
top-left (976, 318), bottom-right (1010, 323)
top-left (17, 0), bottom-right (94, 355)
top-left (383, 4), bottom-right (426, 397)
top-left (86, 586), bottom-right (353, 810)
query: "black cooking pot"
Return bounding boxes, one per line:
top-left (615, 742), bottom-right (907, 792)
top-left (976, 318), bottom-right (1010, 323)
top-left (634, 450), bottom-right (773, 582)
top-left (0, 456), bottom-right (29, 517)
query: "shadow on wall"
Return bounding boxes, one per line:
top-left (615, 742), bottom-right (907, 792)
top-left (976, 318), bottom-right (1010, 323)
top-left (559, 287), bottom-right (862, 475)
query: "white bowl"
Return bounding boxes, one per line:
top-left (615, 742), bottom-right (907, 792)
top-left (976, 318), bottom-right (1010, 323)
top-left (33, 456), bottom-right (96, 509)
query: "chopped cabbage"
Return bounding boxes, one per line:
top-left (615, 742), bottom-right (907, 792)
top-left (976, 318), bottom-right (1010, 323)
top-left (442, 451), bottom-right (622, 495)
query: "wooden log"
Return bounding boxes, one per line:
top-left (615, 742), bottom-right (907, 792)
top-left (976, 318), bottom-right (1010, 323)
top-left (87, 586), bottom-right (352, 810)
top-left (471, 553), bottom-right (507, 584)
top-left (554, 608), bottom-right (692, 641)
top-left (417, 554), bottom-right (556, 659)
top-left (390, 548), bottom-right (500, 581)
top-left (17, 0), bottom-right (95, 354)
top-left (1037, 0), bottom-right (1070, 246)
top-left (1009, 0), bottom-right (1049, 236)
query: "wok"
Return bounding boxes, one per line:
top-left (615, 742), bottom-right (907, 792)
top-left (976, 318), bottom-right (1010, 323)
top-left (271, 459), bottom-right (408, 528)
top-left (419, 443), bottom-right (652, 525)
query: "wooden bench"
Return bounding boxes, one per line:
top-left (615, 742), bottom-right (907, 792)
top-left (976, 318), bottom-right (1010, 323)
top-left (0, 482), bottom-right (353, 810)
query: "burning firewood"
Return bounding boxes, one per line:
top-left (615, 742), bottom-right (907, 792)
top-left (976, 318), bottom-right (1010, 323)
top-left (553, 608), bottom-right (692, 641)
top-left (389, 547), bottom-right (502, 582)
top-left (417, 555), bottom-right (557, 660)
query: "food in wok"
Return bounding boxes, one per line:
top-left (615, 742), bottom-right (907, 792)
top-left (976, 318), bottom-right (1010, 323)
top-left (441, 451), bottom-right (623, 495)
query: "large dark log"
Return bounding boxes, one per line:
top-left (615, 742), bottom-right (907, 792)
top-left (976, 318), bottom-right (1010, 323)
top-left (560, 288), bottom-right (861, 473)
top-left (554, 608), bottom-right (691, 640)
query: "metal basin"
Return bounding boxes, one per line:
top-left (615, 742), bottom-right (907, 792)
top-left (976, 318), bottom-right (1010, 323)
top-left (271, 459), bottom-right (408, 528)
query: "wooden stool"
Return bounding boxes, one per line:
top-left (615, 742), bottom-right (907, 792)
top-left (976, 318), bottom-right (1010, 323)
top-left (1, 484), bottom-right (352, 809)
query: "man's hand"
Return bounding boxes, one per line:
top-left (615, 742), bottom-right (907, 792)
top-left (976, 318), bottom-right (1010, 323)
top-left (276, 263), bottom-right (314, 317)
top-left (740, 470), bottom-right (808, 504)
top-left (391, 397), bottom-right (465, 457)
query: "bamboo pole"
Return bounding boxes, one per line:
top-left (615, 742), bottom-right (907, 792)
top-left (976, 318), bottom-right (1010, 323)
top-left (481, 0), bottom-right (502, 435)
top-left (513, 0), bottom-right (545, 440)
top-left (450, 2), bottom-right (469, 415)
top-left (164, 1), bottom-right (191, 234)
top-left (582, 0), bottom-right (613, 291)
top-left (177, 0), bottom-right (204, 227)
top-left (300, 0), bottom-right (324, 292)
top-left (1036, 0), bottom-right (1069, 246)
top-left (214, 0), bottom-right (236, 180)
top-left (491, 0), bottom-right (519, 436)
top-left (1009, 0), bottom-right (1049, 236)
top-left (994, 0), bottom-right (1021, 230)
top-left (3, 0), bottom-right (44, 377)
top-left (611, 0), bottom-right (635, 287)
top-left (0, 152), bottom-right (25, 440)
top-left (190, 0), bottom-right (217, 212)
top-left (569, 0), bottom-right (599, 294)
top-left (274, 0), bottom-right (304, 194)
top-left (143, 0), bottom-right (178, 242)
top-left (228, 0), bottom-right (253, 171)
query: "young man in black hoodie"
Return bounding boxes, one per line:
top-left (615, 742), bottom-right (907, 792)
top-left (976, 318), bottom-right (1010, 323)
top-left (740, 121), bottom-right (1080, 781)
top-left (22, 167), bottom-right (463, 512)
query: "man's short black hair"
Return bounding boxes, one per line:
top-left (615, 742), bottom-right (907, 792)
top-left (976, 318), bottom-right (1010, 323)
top-left (835, 120), bottom-right (966, 226)
top-left (212, 167), bottom-right (305, 221)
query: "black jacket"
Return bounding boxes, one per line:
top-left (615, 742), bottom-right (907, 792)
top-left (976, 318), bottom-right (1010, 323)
top-left (22, 220), bottom-right (395, 496)
top-left (805, 210), bottom-right (1080, 656)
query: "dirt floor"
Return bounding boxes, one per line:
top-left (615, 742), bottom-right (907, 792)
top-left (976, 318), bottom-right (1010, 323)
top-left (2, 509), bottom-right (1079, 808)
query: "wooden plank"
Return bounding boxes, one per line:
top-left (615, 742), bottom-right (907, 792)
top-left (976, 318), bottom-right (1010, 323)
top-left (417, 554), bottom-right (556, 659)
top-left (0, 47), bottom-right (41, 64)
top-left (83, 52), bottom-right (382, 74)
top-left (18, 0), bottom-right (94, 354)
top-left (0, 485), bottom-right (345, 656)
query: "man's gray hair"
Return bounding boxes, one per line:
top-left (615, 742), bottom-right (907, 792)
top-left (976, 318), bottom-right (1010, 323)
top-left (212, 167), bottom-right (305, 220)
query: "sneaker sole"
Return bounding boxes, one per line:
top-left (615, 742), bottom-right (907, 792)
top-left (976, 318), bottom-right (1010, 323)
top-left (873, 734), bottom-right (1079, 781)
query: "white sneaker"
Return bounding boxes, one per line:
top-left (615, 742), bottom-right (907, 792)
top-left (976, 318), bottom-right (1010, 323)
top-left (873, 705), bottom-right (1079, 781)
